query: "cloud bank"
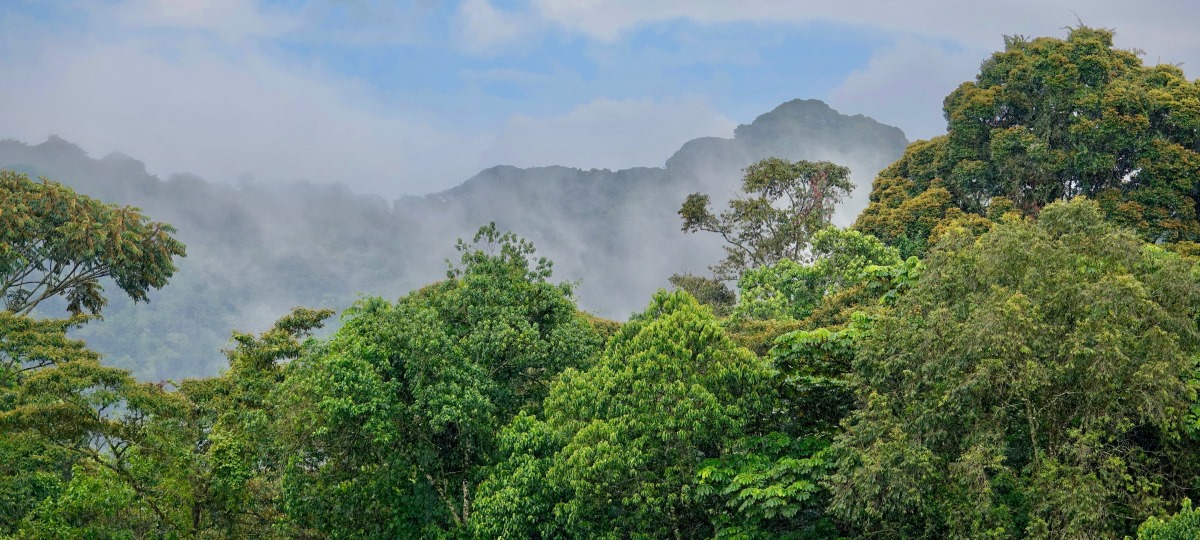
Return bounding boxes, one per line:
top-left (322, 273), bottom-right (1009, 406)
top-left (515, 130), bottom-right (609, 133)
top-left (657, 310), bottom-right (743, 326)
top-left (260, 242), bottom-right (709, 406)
top-left (1, 0), bottom-right (1196, 197)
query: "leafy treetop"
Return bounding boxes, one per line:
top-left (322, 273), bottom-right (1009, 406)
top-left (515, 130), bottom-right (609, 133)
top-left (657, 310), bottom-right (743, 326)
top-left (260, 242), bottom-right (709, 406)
top-left (0, 171), bottom-right (186, 316)
top-left (681, 158), bottom-right (853, 280)
top-left (856, 26), bottom-right (1200, 252)
top-left (833, 197), bottom-right (1200, 538)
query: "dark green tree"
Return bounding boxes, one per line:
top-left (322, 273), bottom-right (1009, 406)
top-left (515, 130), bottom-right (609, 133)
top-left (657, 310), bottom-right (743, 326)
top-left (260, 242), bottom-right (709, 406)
top-left (831, 198), bottom-right (1200, 539)
top-left (856, 27), bottom-right (1200, 253)
top-left (275, 225), bottom-right (603, 537)
top-left (174, 307), bottom-right (333, 538)
top-left (473, 290), bottom-right (778, 538)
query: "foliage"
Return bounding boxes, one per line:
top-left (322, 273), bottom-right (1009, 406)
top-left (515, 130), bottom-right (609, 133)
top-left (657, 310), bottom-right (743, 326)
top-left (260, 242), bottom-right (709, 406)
top-left (669, 273), bottom-right (736, 316)
top-left (0, 309), bottom-right (193, 537)
top-left (694, 434), bottom-right (837, 540)
top-left (770, 318), bottom-right (864, 437)
top-left (734, 227), bottom-right (900, 321)
top-left (172, 307), bottom-right (333, 538)
top-left (681, 158), bottom-right (853, 280)
top-left (473, 290), bottom-right (777, 538)
top-left (693, 299), bottom-right (875, 539)
top-left (829, 198), bottom-right (1200, 539)
top-left (856, 26), bottom-right (1200, 253)
top-left (1137, 499), bottom-right (1200, 540)
top-left (274, 225), bottom-right (603, 537)
top-left (0, 170), bottom-right (185, 316)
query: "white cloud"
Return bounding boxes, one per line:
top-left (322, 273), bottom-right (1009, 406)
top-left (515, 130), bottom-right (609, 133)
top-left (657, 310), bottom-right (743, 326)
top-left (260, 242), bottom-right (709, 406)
top-left (454, 0), bottom-right (536, 55)
top-left (6, 0), bottom-right (1197, 203)
top-left (108, 0), bottom-right (298, 40)
top-left (480, 96), bottom-right (735, 170)
top-left (827, 38), bottom-right (981, 140)
top-left (0, 35), bottom-right (486, 196)
top-left (526, 0), bottom-right (1200, 76)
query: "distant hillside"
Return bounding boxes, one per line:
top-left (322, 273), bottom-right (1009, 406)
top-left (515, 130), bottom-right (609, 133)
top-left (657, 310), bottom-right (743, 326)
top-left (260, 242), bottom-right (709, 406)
top-left (0, 99), bottom-right (907, 380)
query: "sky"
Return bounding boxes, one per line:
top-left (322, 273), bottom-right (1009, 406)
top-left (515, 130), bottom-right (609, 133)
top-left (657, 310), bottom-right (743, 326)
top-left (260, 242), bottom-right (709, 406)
top-left (2, 0), bottom-right (1198, 198)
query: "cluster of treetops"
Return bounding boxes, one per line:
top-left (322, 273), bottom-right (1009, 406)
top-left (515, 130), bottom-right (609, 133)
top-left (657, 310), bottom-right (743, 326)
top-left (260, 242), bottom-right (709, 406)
top-left (3, 26), bottom-right (1200, 539)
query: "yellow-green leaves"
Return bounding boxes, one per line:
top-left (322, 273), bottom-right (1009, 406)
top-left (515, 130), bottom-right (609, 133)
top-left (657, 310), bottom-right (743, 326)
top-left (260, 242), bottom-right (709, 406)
top-left (857, 26), bottom-right (1200, 255)
top-left (0, 171), bottom-right (186, 316)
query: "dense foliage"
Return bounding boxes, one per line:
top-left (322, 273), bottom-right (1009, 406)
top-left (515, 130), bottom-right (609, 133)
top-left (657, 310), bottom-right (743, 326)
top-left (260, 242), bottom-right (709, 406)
top-left (3, 25), bottom-right (1200, 540)
top-left (830, 198), bottom-right (1200, 539)
top-left (856, 26), bottom-right (1200, 256)
top-left (274, 225), bottom-right (605, 538)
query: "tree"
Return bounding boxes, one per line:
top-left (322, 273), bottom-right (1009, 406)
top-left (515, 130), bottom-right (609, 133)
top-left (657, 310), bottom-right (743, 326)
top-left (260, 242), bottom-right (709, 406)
top-left (274, 225), bottom-right (603, 537)
top-left (830, 198), bottom-right (1200, 539)
top-left (0, 310), bottom-right (192, 537)
top-left (0, 171), bottom-right (186, 316)
top-left (856, 27), bottom-right (1200, 253)
top-left (734, 227), bottom-right (901, 321)
top-left (680, 158), bottom-right (853, 280)
top-left (668, 273), bottom-right (736, 316)
top-left (172, 307), bottom-right (333, 538)
top-left (0, 175), bottom-right (189, 536)
top-left (1137, 499), bottom-right (1200, 540)
top-left (473, 290), bottom-right (777, 538)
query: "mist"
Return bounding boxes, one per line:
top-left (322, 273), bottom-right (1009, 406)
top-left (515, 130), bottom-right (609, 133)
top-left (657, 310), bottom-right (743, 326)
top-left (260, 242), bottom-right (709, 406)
top-left (0, 99), bottom-right (904, 381)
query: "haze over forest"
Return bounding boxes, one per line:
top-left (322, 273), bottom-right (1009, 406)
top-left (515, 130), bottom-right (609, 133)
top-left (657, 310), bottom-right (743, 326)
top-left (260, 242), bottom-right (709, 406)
top-left (6, 2), bottom-right (1200, 538)
top-left (2, 99), bottom-right (906, 379)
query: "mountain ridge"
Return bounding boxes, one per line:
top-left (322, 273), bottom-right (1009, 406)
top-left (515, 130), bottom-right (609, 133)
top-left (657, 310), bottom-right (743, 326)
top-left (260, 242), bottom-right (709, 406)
top-left (0, 98), bottom-right (908, 379)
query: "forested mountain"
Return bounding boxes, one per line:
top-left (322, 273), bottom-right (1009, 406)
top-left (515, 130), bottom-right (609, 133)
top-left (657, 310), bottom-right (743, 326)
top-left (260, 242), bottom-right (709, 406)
top-left (6, 25), bottom-right (1198, 540)
top-left (0, 99), bottom-right (906, 379)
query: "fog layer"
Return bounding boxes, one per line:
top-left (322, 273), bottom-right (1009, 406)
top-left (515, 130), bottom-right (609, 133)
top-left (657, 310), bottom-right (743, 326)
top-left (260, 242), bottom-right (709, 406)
top-left (0, 99), bottom-right (906, 380)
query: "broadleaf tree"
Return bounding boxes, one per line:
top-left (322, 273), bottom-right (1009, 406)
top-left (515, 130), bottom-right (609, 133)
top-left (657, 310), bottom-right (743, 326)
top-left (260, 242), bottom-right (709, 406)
top-left (830, 197), bottom-right (1200, 539)
top-left (0, 170), bottom-right (186, 316)
top-left (274, 225), bottom-right (603, 537)
top-left (680, 158), bottom-right (853, 281)
top-left (856, 26), bottom-right (1200, 254)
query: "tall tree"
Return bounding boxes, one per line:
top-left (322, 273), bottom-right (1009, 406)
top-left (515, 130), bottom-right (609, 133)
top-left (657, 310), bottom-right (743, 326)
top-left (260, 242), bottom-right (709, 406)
top-left (856, 26), bottom-right (1200, 253)
top-left (275, 225), bottom-right (603, 537)
top-left (0, 173), bottom-right (188, 536)
top-left (0, 171), bottom-right (185, 316)
top-left (473, 290), bottom-right (777, 538)
top-left (680, 158), bottom-right (853, 280)
top-left (175, 307), bottom-right (333, 538)
top-left (0, 310), bottom-right (193, 537)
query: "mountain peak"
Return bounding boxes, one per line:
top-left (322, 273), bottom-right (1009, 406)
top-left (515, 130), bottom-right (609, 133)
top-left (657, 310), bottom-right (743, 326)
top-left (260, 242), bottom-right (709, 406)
top-left (35, 135), bottom-right (89, 159)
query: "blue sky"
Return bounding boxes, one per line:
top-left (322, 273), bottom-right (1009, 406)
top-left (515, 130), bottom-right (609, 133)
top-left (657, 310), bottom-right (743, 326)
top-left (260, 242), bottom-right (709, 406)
top-left (2, 0), bottom-right (1198, 197)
